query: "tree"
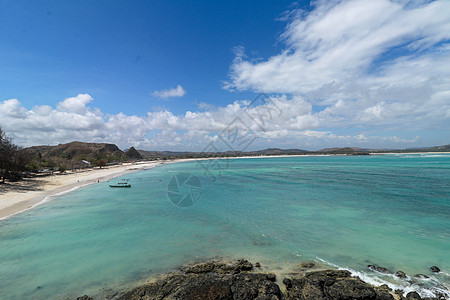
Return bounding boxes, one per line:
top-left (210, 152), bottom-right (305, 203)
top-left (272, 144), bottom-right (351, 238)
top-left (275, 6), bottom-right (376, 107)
top-left (0, 127), bottom-right (30, 182)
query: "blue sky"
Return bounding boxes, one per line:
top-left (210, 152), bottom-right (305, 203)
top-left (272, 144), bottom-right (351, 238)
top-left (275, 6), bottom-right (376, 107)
top-left (0, 0), bottom-right (293, 114)
top-left (0, 0), bottom-right (449, 150)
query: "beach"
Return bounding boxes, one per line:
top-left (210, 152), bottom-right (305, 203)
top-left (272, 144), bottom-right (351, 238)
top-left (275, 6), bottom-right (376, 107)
top-left (0, 161), bottom-right (162, 220)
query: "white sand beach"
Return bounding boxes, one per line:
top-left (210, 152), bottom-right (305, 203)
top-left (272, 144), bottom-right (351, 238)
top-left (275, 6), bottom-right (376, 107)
top-left (0, 161), bottom-right (162, 220)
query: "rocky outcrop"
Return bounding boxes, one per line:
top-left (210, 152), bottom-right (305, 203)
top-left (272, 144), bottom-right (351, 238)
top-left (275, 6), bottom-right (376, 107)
top-left (368, 264), bottom-right (392, 274)
top-left (77, 259), bottom-right (445, 300)
top-left (406, 291), bottom-right (422, 299)
top-left (117, 259), bottom-right (281, 300)
top-left (284, 269), bottom-right (394, 300)
top-left (430, 266), bottom-right (441, 273)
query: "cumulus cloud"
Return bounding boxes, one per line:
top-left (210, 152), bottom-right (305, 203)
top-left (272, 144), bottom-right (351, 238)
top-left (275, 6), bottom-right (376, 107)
top-left (0, 93), bottom-right (434, 151)
top-left (226, 0), bottom-right (450, 140)
top-left (152, 85), bottom-right (186, 99)
top-left (57, 94), bottom-right (93, 114)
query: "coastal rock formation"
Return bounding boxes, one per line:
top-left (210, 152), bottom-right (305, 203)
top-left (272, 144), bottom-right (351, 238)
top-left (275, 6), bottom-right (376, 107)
top-left (430, 266), bottom-right (441, 273)
top-left (117, 259), bottom-right (281, 300)
top-left (396, 271), bottom-right (407, 278)
top-left (406, 291), bottom-right (422, 299)
top-left (79, 259), bottom-right (445, 300)
top-left (299, 262), bottom-right (315, 268)
top-left (368, 264), bottom-right (393, 274)
top-left (284, 269), bottom-right (394, 300)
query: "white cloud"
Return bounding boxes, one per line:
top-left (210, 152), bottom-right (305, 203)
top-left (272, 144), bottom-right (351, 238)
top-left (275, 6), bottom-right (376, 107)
top-left (0, 93), bottom-right (437, 151)
top-left (227, 0), bottom-right (450, 96)
top-left (152, 85), bottom-right (186, 99)
top-left (223, 0), bottom-right (450, 147)
top-left (57, 94), bottom-right (93, 114)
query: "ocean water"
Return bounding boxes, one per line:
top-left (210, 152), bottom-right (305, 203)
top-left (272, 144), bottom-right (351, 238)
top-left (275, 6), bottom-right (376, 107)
top-left (0, 154), bottom-right (449, 299)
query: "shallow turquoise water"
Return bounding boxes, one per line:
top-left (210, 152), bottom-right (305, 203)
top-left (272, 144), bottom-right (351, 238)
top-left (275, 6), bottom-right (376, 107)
top-left (0, 154), bottom-right (449, 299)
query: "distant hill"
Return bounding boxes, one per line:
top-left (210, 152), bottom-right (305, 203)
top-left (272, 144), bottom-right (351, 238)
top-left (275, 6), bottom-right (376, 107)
top-left (138, 144), bottom-right (449, 159)
top-left (315, 147), bottom-right (372, 154)
top-left (138, 148), bottom-right (308, 159)
top-left (404, 144), bottom-right (450, 152)
top-left (25, 141), bottom-right (140, 171)
top-left (22, 141), bottom-right (449, 171)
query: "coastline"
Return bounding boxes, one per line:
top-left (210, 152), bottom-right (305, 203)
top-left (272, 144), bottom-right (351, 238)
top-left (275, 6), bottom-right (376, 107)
top-left (1, 152), bottom-right (449, 221)
top-left (0, 161), bottom-right (162, 220)
top-left (81, 258), bottom-right (447, 300)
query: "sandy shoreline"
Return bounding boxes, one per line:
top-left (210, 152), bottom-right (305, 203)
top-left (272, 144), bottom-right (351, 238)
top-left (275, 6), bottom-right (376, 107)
top-left (0, 155), bottom-right (292, 220)
top-left (0, 161), bottom-right (163, 220)
top-left (1, 152), bottom-right (448, 220)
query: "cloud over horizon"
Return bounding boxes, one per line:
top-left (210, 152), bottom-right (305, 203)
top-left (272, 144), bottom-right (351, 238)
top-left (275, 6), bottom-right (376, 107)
top-left (0, 93), bottom-right (426, 151)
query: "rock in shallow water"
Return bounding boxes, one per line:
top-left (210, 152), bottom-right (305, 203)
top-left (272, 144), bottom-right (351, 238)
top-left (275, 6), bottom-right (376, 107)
top-left (368, 264), bottom-right (392, 274)
top-left (430, 266), bottom-right (441, 273)
top-left (396, 270), bottom-right (407, 278)
top-left (406, 291), bottom-right (422, 299)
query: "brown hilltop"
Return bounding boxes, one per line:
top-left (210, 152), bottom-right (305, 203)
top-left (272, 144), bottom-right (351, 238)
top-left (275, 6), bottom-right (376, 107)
top-left (25, 141), bottom-right (141, 171)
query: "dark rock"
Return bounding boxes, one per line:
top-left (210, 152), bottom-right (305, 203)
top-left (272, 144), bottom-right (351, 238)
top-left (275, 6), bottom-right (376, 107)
top-left (117, 260), bottom-right (280, 300)
top-left (368, 264), bottom-right (392, 274)
top-left (184, 260), bottom-right (218, 273)
top-left (396, 271), bottom-right (407, 278)
top-left (375, 287), bottom-right (396, 300)
top-left (406, 291), bottom-right (422, 299)
top-left (299, 262), bottom-right (315, 268)
top-left (255, 262), bottom-right (261, 268)
top-left (414, 274), bottom-right (430, 279)
top-left (77, 296), bottom-right (93, 300)
top-left (183, 259), bottom-right (253, 275)
top-left (394, 289), bottom-right (404, 295)
top-left (284, 269), bottom-right (393, 300)
top-left (283, 277), bottom-right (292, 288)
top-left (236, 259), bottom-right (253, 271)
top-left (325, 278), bottom-right (377, 299)
top-left (430, 266), bottom-right (440, 273)
top-left (375, 285), bottom-right (395, 300)
top-left (266, 273), bottom-right (276, 282)
top-left (378, 284), bottom-right (392, 292)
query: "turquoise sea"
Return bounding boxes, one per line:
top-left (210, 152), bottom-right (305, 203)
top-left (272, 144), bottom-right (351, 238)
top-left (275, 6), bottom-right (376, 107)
top-left (0, 154), bottom-right (449, 299)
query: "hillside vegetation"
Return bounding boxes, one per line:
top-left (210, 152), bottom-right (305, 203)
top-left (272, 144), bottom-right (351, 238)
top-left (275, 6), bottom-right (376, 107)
top-left (25, 142), bottom-right (142, 172)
